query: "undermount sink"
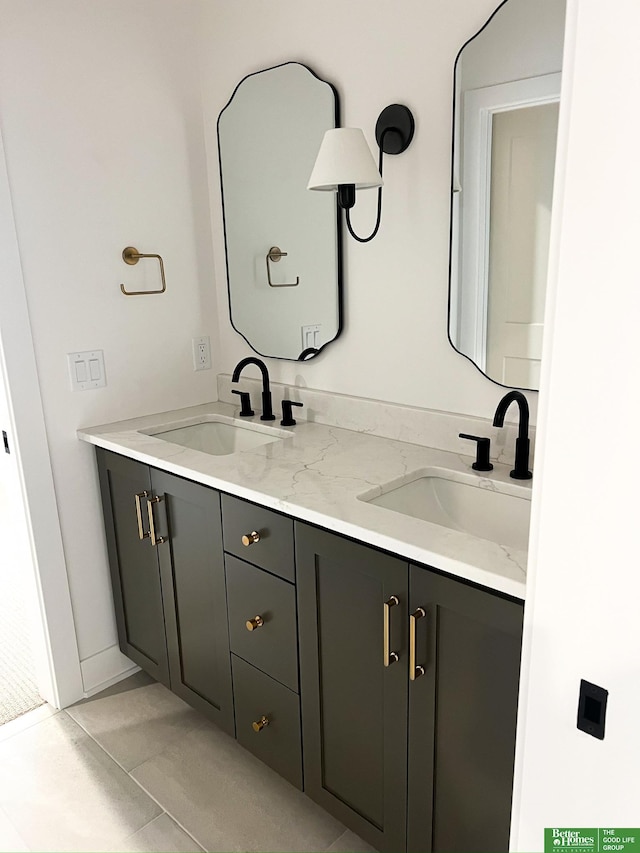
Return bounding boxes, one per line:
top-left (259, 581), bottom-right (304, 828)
top-left (359, 468), bottom-right (531, 550)
top-left (142, 416), bottom-right (290, 457)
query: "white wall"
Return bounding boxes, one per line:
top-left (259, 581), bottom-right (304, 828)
top-left (0, 0), bottom-right (219, 692)
top-left (512, 0), bottom-right (640, 845)
top-left (198, 0), bottom-right (539, 421)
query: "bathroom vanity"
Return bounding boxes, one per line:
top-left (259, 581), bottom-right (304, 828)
top-left (80, 398), bottom-right (529, 853)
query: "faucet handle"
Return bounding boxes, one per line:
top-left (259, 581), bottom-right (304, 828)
top-left (281, 400), bottom-right (303, 426)
top-left (459, 433), bottom-right (493, 472)
top-left (232, 389), bottom-right (254, 417)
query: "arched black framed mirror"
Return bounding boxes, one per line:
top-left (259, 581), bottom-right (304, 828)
top-left (218, 62), bottom-right (342, 361)
top-left (448, 0), bottom-right (566, 390)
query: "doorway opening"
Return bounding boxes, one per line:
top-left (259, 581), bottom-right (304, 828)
top-left (0, 387), bottom-right (44, 725)
top-left (0, 562), bottom-right (45, 726)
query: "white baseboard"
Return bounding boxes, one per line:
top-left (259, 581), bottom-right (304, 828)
top-left (80, 644), bottom-right (140, 698)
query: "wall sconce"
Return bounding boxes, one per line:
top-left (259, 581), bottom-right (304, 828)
top-left (307, 104), bottom-right (415, 243)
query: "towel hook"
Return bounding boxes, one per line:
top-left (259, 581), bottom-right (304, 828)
top-left (266, 246), bottom-right (299, 288)
top-left (120, 247), bottom-right (167, 296)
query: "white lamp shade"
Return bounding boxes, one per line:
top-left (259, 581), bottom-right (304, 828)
top-left (307, 128), bottom-right (383, 192)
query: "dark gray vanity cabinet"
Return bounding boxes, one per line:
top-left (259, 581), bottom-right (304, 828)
top-left (96, 449), bottom-right (234, 735)
top-left (407, 565), bottom-right (523, 853)
top-left (296, 523), bottom-right (523, 853)
top-left (96, 448), bottom-right (523, 853)
top-left (296, 523), bottom-right (409, 853)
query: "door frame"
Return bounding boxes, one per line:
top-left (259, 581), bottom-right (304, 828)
top-left (0, 131), bottom-right (83, 709)
top-left (458, 73), bottom-right (561, 369)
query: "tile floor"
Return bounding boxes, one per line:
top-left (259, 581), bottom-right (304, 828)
top-left (0, 672), bottom-right (375, 853)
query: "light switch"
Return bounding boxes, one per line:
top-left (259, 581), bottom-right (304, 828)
top-left (302, 324), bottom-right (321, 350)
top-left (68, 350), bottom-right (106, 391)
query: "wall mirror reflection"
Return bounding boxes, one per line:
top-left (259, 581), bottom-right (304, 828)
top-left (218, 62), bottom-right (341, 361)
top-left (448, 0), bottom-right (566, 390)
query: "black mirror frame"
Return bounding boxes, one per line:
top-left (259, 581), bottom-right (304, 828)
top-left (217, 61), bottom-right (343, 363)
top-left (446, 0), bottom-right (539, 393)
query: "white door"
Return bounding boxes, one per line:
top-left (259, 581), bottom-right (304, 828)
top-left (486, 101), bottom-right (559, 388)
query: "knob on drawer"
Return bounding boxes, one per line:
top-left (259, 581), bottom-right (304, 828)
top-left (241, 530), bottom-right (260, 547)
top-left (246, 615), bottom-right (264, 632)
top-left (252, 715), bottom-right (270, 732)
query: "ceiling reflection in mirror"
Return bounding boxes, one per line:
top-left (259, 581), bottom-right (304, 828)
top-left (448, 0), bottom-right (566, 390)
top-left (218, 62), bottom-right (341, 361)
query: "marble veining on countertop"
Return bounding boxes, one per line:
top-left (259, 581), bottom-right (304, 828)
top-left (78, 401), bottom-right (530, 599)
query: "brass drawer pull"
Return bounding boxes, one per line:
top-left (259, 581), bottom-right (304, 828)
top-left (409, 607), bottom-right (426, 680)
top-left (146, 496), bottom-right (167, 547)
top-left (246, 615), bottom-right (264, 632)
top-left (252, 715), bottom-right (270, 732)
top-left (383, 595), bottom-right (400, 666)
top-left (242, 531), bottom-right (260, 547)
top-left (134, 491), bottom-right (150, 540)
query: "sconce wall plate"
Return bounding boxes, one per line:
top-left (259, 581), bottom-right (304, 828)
top-left (375, 104), bottom-right (415, 154)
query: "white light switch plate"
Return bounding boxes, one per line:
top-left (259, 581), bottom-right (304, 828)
top-left (68, 350), bottom-right (106, 391)
top-left (302, 324), bottom-right (321, 349)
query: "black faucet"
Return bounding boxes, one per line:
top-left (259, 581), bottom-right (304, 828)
top-left (492, 390), bottom-right (532, 480)
top-left (231, 357), bottom-right (275, 421)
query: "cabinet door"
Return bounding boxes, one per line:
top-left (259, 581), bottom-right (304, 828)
top-left (150, 469), bottom-right (234, 735)
top-left (296, 523), bottom-right (408, 853)
top-left (96, 449), bottom-right (169, 685)
top-left (407, 566), bottom-right (523, 853)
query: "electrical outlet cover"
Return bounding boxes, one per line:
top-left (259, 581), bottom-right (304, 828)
top-left (192, 336), bottom-right (211, 371)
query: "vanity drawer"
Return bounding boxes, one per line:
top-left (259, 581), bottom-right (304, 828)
top-left (221, 494), bottom-right (294, 581)
top-left (232, 654), bottom-right (302, 790)
top-left (225, 554), bottom-right (298, 691)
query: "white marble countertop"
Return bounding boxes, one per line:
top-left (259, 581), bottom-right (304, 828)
top-left (78, 401), bottom-right (529, 600)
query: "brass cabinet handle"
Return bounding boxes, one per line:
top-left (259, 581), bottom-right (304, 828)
top-left (146, 496), bottom-right (166, 546)
top-left (241, 531), bottom-right (260, 547)
top-left (134, 491), bottom-right (150, 540)
top-left (246, 615), bottom-right (264, 632)
top-left (409, 607), bottom-right (426, 680)
top-left (252, 715), bottom-right (270, 732)
top-left (383, 595), bottom-right (400, 666)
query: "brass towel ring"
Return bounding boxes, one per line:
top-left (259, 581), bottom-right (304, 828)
top-left (120, 247), bottom-right (167, 296)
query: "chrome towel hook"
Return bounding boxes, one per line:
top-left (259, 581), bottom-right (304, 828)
top-left (120, 247), bottom-right (167, 296)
